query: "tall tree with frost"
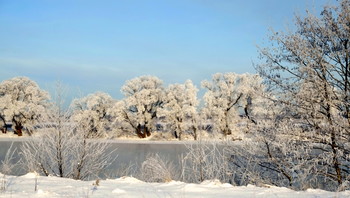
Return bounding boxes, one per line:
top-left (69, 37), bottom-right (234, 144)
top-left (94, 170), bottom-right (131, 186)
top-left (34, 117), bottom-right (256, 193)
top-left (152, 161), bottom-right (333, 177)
top-left (108, 100), bottom-right (135, 137)
top-left (120, 76), bottom-right (165, 138)
top-left (0, 77), bottom-right (49, 136)
top-left (256, 0), bottom-right (350, 190)
top-left (201, 73), bottom-right (264, 137)
top-left (71, 92), bottom-right (116, 138)
top-left (159, 80), bottom-right (199, 140)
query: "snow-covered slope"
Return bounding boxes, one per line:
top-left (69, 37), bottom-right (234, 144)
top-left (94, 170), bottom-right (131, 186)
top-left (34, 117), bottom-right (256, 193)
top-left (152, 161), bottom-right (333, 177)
top-left (0, 173), bottom-right (349, 198)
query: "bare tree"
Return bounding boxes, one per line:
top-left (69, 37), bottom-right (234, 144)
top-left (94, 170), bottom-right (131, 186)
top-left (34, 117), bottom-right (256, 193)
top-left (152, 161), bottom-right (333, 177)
top-left (21, 83), bottom-right (115, 180)
top-left (255, 0), bottom-right (350, 191)
top-left (140, 154), bottom-right (175, 183)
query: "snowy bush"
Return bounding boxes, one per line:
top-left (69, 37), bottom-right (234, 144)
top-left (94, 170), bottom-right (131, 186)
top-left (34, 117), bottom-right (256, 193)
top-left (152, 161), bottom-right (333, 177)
top-left (0, 143), bottom-right (18, 193)
top-left (140, 154), bottom-right (176, 183)
top-left (0, 142), bottom-right (18, 176)
top-left (181, 140), bottom-right (232, 183)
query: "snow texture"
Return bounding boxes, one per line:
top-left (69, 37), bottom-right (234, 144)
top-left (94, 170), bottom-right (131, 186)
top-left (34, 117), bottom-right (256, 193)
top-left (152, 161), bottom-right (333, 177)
top-left (0, 173), bottom-right (349, 198)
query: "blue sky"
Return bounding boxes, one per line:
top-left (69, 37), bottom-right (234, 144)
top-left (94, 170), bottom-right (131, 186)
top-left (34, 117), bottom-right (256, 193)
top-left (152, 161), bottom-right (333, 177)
top-left (0, 0), bottom-right (335, 101)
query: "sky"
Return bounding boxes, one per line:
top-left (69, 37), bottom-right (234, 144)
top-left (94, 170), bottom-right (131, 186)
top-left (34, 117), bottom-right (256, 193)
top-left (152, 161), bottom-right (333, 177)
top-left (0, 0), bottom-right (336, 102)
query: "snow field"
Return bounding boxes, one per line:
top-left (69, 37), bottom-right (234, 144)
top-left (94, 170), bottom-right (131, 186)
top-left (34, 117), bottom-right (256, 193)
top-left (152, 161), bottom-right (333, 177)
top-left (0, 173), bottom-right (349, 198)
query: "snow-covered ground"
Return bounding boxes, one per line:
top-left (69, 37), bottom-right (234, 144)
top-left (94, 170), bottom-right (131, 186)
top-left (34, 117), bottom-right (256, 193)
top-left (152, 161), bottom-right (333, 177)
top-left (0, 173), bottom-right (349, 198)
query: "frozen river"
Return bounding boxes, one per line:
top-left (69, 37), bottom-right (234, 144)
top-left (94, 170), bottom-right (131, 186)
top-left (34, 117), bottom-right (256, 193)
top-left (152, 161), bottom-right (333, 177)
top-left (0, 138), bottom-right (190, 178)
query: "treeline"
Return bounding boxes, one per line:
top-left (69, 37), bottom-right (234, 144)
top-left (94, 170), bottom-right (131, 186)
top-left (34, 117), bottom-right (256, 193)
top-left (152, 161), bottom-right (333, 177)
top-left (0, 73), bottom-right (264, 140)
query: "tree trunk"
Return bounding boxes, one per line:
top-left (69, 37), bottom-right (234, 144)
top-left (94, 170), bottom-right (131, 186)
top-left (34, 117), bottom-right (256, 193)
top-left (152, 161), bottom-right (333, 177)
top-left (12, 117), bottom-right (23, 136)
top-left (57, 130), bottom-right (64, 177)
top-left (331, 131), bottom-right (342, 185)
top-left (15, 124), bottom-right (23, 136)
top-left (343, 39), bottom-right (350, 125)
top-left (74, 139), bottom-right (87, 180)
top-left (0, 116), bottom-right (6, 134)
top-left (192, 125), bottom-right (197, 140)
top-left (136, 124), bottom-right (144, 138)
top-left (174, 131), bottom-right (178, 139)
top-left (175, 122), bottom-right (182, 140)
top-left (145, 126), bottom-right (151, 137)
top-left (224, 111), bottom-right (231, 136)
top-left (321, 65), bottom-right (343, 186)
top-left (136, 124), bottom-right (151, 138)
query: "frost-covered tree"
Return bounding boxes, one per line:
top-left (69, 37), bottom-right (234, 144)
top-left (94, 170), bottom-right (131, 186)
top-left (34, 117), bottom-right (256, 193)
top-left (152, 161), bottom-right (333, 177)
top-left (255, 0), bottom-right (350, 190)
top-left (71, 92), bottom-right (116, 138)
top-left (119, 76), bottom-right (165, 138)
top-left (0, 110), bottom-right (6, 134)
top-left (21, 84), bottom-right (113, 180)
top-left (201, 73), bottom-right (264, 138)
top-left (159, 80), bottom-right (199, 140)
top-left (108, 100), bottom-right (134, 137)
top-left (0, 77), bottom-right (50, 136)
